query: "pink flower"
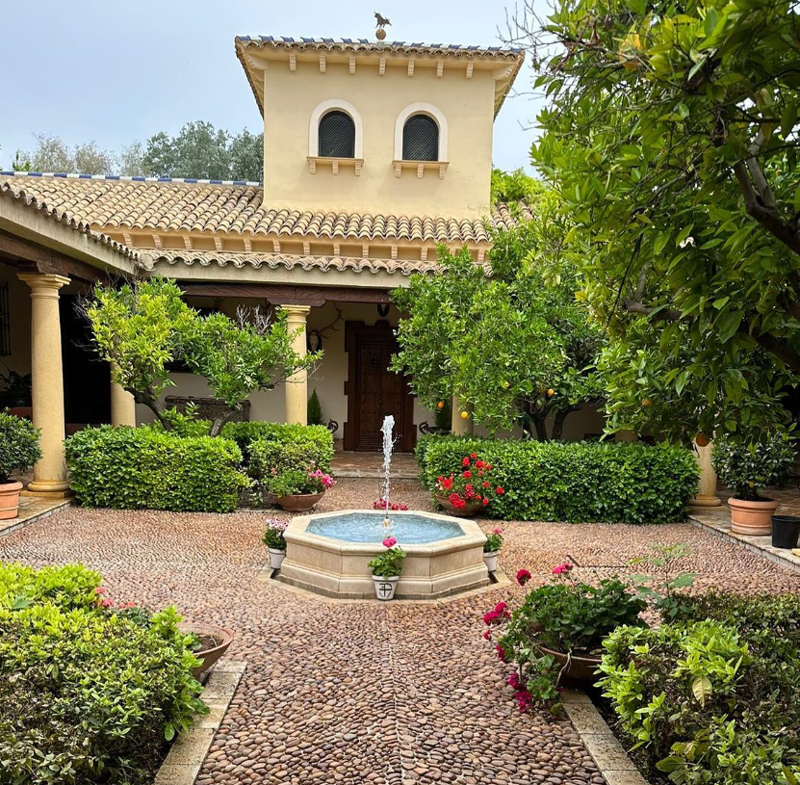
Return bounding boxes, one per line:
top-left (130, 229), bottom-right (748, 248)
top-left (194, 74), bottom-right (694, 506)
top-left (118, 601), bottom-right (135, 610)
top-left (493, 527), bottom-right (503, 535)
top-left (99, 599), bottom-right (114, 608)
top-left (483, 610), bottom-right (500, 626)
top-left (514, 689), bottom-right (533, 712)
top-left (382, 537), bottom-right (397, 548)
top-left (494, 601), bottom-right (508, 614)
top-left (470, 453), bottom-right (477, 459)
top-left (483, 629), bottom-right (491, 641)
top-left (495, 644), bottom-right (507, 662)
top-left (496, 487), bottom-right (505, 495)
top-left (516, 569), bottom-right (532, 586)
top-left (552, 562), bottom-right (573, 575)
top-left (507, 672), bottom-right (521, 689)
top-left (94, 587), bottom-right (106, 595)
top-left (462, 456), bottom-right (471, 467)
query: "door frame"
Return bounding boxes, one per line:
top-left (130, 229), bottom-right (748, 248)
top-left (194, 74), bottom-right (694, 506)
top-left (343, 320), bottom-right (416, 452)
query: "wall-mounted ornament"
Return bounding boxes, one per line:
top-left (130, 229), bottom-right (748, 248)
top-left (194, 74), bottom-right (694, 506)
top-left (377, 303), bottom-right (391, 318)
top-left (307, 330), bottom-right (323, 353)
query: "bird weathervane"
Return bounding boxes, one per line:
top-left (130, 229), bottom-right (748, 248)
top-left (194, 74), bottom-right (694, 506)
top-left (375, 12), bottom-right (391, 40)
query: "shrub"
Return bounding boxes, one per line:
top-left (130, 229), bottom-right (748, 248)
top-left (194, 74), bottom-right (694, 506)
top-left (600, 594), bottom-right (800, 784)
top-left (221, 421), bottom-right (334, 469)
top-left (0, 412), bottom-right (41, 483)
top-left (65, 426), bottom-right (248, 513)
top-left (266, 468), bottom-right (334, 497)
top-left (0, 563), bottom-right (206, 785)
top-left (307, 389), bottom-right (324, 426)
top-left (712, 430), bottom-right (795, 501)
top-left (417, 435), bottom-right (698, 523)
top-left (249, 438), bottom-right (327, 480)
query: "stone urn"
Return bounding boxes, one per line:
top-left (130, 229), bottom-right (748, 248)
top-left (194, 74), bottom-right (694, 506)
top-left (728, 497), bottom-right (778, 536)
top-left (435, 493), bottom-right (483, 518)
top-left (269, 492), bottom-right (325, 513)
top-left (0, 481), bottom-right (23, 520)
top-left (372, 575), bottom-right (399, 601)
top-left (268, 548), bottom-right (286, 570)
top-left (483, 550), bottom-right (499, 573)
top-left (180, 623), bottom-right (234, 681)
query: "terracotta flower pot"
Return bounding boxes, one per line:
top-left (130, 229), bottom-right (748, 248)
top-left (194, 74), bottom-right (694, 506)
top-left (537, 643), bottom-right (602, 688)
top-left (180, 623), bottom-right (234, 681)
top-left (0, 481), bottom-right (23, 521)
top-left (435, 493), bottom-right (484, 518)
top-left (728, 497), bottom-right (779, 536)
top-left (270, 491), bottom-right (325, 512)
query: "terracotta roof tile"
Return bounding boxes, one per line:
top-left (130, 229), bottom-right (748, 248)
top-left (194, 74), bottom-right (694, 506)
top-left (0, 178), bottom-right (140, 262)
top-left (0, 173), bottom-right (524, 245)
top-left (147, 249), bottom-right (439, 277)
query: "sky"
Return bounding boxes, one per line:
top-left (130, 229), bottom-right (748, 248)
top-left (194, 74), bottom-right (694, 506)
top-left (0, 0), bottom-right (545, 174)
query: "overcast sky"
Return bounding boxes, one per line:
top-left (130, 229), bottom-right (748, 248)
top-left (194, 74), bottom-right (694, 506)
top-left (0, 0), bottom-right (545, 175)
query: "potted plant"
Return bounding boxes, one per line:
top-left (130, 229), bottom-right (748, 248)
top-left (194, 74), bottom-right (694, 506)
top-left (434, 454), bottom-right (499, 517)
top-left (483, 527), bottom-right (504, 572)
top-left (262, 517), bottom-right (289, 569)
top-left (182, 623), bottom-right (235, 681)
top-left (484, 563), bottom-right (646, 709)
top-left (367, 536), bottom-right (406, 601)
top-left (266, 467), bottom-right (334, 512)
top-left (0, 412), bottom-right (41, 520)
top-left (712, 430), bottom-right (795, 535)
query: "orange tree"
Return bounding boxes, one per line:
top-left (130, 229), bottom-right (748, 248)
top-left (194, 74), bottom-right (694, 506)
top-left (518, 0), bottom-right (800, 440)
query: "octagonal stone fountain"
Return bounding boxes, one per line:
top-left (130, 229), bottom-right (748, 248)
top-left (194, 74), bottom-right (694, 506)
top-left (277, 509), bottom-right (489, 599)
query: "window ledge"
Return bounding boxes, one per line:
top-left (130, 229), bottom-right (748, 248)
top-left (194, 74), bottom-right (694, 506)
top-left (307, 156), bottom-right (364, 176)
top-left (393, 160), bottom-right (449, 179)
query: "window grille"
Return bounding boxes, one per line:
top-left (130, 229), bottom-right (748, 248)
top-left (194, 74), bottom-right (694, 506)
top-left (0, 282), bottom-right (10, 356)
top-left (318, 111), bottom-right (356, 158)
top-left (402, 115), bottom-right (439, 161)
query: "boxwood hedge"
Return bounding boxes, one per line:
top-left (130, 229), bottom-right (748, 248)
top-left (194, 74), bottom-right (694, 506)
top-left (222, 421), bottom-right (334, 470)
top-left (65, 426), bottom-right (248, 513)
top-left (416, 435), bottom-right (698, 523)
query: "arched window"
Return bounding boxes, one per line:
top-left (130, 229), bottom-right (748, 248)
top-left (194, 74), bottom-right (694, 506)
top-left (402, 114), bottom-right (439, 161)
top-left (318, 110), bottom-right (355, 158)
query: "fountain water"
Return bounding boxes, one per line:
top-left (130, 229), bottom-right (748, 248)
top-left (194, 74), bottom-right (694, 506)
top-left (380, 415), bottom-right (395, 529)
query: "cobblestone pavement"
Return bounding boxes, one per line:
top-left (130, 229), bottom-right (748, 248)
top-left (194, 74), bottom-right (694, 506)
top-left (2, 479), bottom-right (799, 785)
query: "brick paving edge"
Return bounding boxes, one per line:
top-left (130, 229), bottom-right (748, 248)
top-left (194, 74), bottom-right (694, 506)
top-left (561, 689), bottom-right (649, 785)
top-left (154, 660), bottom-right (246, 785)
top-left (688, 515), bottom-right (800, 575)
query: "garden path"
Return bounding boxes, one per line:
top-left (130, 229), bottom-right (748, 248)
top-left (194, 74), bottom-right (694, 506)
top-left (2, 479), bottom-right (799, 785)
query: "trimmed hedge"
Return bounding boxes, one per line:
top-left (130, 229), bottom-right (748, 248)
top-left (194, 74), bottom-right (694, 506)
top-left (0, 563), bottom-right (206, 785)
top-left (65, 426), bottom-right (248, 513)
top-left (416, 435), bottom-right (699, 523)
top-left (222, 421), bottom-right (334, 470)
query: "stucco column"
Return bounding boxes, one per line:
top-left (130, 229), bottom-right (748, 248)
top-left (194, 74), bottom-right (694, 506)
top-left (110, 371), bottom-right (137, 427)
top-left (451, 395), bottom-right (474, 436)
top-left (690, 439), bottom-right (722, 511)
top-left (18, 273), bottom-right (71, 497)
top-left (282, 305), bottom-right (311, 425)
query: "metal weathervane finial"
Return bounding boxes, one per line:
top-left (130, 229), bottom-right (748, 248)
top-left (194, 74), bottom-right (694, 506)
top-left (374, 11), bottom-right (391, 40)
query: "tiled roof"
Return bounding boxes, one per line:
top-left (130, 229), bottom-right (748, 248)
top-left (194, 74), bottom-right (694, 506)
top-left (147, 250), bottom-right (440, 276)
top-left (0, 178), bottom-right (140, 262)
top-left (235, 36), bottom-right (525, 118)
top-left (0, 173), bottom-right (524, 245)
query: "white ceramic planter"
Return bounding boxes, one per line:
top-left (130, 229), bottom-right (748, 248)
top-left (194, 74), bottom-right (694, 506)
top-left (268, 548), bottom-right (286, 570)
top-left (483, 551), bottom-right (499, 573)
top-left (372, 575), bottom-right (399, 601)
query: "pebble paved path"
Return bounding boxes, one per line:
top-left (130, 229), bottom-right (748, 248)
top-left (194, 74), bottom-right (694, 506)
top-left (2, 478), bottom-right (799, 785)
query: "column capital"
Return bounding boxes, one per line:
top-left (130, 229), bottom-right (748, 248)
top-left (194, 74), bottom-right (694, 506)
top-left (18, 272), bottom-right (71, 291)
top-left (280, 304), bottom-right (312, 318)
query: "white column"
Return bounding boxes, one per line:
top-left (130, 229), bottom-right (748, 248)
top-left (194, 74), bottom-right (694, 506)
top-left (690, 438), bottom-right (722, 510)
top-left (281, 305), bottom-right (311, 425)
top-left (18, 272), bottom-right (71, 497)
top-left (451, 394), bottom-right (474, 436)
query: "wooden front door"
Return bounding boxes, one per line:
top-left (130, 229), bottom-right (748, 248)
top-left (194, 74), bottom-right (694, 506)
top-left (344, 321), bottom-right (416, 452)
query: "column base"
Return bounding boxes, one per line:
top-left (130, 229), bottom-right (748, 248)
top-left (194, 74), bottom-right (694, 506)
top-left (689, 496), bottom-right (722, 510)
top-left (22, 480), bottom-right (73, 499)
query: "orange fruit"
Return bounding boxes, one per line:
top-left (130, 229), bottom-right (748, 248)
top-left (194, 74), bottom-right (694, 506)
top-left (437, 401), bottom-right (445, 410)
top-left (642, 399), bottom-right (652, 407)
top-left (460, 411), bottom-right (469, 420)
top-left (695, 433), bottom-right (710, 448)
top-left (547, 388), bottom-right (555, 397)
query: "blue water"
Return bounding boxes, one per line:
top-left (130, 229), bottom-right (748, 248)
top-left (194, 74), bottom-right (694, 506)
top-left (306, 512), bottom-right (464, 544)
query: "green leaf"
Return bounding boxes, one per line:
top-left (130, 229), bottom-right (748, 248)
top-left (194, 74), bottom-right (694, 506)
top-left (691, 675), bottom-right (712, 706)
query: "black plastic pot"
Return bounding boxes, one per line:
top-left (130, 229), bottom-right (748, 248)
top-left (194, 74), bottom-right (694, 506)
top-left (771, 515), bottom-right (800, 550)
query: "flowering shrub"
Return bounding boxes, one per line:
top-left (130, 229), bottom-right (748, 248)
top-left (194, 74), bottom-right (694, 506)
top-left (435, 454), bottom-right (500, 510)
top-left (484, 564), bottom-right (646, 710)
top-left (373, 499), bottom-right (409, 511)
top-left (484, 527), bottom-right (504, 553)
top-left (267, 467), bottom-right (334, 496)
top-left (368, 537), bottom-right (406, 578)
top-left (262, 518), bottom-right (288, 550)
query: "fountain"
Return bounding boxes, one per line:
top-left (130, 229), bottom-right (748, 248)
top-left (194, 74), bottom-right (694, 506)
top-left (276, 416), bottom-right (490, 599)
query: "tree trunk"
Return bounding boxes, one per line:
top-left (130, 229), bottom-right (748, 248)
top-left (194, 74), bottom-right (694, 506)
top-left (209, 407), bottom-right (240, 438)
top-left (133, 390), bottom-right (173, 431)
top-left (531, 413), bottom-right (549, 442)
top-left (551, 405), bottom-right (580, 442)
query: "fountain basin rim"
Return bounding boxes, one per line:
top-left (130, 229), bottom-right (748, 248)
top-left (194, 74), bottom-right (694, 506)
top-left (284, 509), bottom-right (487, 555)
